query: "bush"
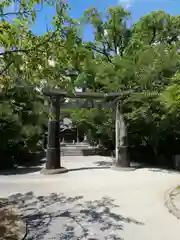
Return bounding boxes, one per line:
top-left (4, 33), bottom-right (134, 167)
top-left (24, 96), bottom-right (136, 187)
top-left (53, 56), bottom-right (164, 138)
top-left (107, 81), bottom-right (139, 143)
top-left (0, 87), bottom-right (48, 169)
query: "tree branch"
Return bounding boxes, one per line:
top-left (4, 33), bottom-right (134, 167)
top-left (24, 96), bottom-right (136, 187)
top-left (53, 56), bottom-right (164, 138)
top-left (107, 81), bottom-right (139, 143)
top-left (1, 10), bottom-right (33, 17)
top-left (0, 60), bottom-right (13, 75)
top-left (102, 33), bottom-right (114, 53)
top-left (102, 43), bottom-right (112, 63)
top-left (112, 12), bottom-right (118, 55)
top-left (0, 1), bottom-right (43, 18)
top-left (149, 27), bottom-right (156, 45)
top-left (0, 30), bottom-right (60, 74)
top-left (85, 43), bottom-right (112, 63)
top-left (0, 31), bottom-right (57, 56)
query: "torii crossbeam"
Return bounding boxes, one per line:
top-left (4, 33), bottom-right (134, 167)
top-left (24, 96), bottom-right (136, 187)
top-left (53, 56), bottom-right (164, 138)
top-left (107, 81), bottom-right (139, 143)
top-left (41, 88), bottom-right (130, 174)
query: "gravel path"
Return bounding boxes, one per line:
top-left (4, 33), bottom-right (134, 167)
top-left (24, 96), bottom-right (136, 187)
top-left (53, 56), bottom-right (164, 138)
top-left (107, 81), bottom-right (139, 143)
top-left (0, 156), bottom-right (180, 240)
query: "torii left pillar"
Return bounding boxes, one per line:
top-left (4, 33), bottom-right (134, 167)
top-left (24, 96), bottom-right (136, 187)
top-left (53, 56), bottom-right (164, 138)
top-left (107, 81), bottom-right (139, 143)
top-left (41, 96), bottom-right (68, 174)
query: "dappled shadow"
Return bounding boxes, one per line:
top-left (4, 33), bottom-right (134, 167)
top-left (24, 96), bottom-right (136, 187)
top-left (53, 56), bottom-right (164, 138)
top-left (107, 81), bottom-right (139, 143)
top-left (95, 158), bottom-right (154, 170)
top-left (94, 160), bottom-right (114, 167)
top-left (94, 159), bottom-right (150, 169)
top-left (128, 161), bottom-right (180, 173)
top-left (0, 192), bottom-right (144, 240)
top-left (0, 154), bottom-right (46, 175)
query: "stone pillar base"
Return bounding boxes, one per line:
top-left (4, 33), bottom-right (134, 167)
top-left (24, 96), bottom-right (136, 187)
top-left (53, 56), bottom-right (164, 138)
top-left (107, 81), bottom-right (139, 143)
top-left (41, 167), bottom-right (68, 175)
top-left (116, 146), bottom-right (130, 167)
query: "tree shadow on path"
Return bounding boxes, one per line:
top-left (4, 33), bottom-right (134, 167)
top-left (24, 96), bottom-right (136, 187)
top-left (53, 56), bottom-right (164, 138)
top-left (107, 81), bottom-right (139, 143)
top-left (0, 192), bottom-right (144, 240)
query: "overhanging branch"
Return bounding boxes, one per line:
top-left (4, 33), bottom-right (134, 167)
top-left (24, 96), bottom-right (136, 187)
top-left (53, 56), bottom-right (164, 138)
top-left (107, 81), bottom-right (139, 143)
top-left (0, 60), bottom-right (13, 75)
top-left (85, 43), bottom-right (112, 63)
top-left (0, 30), bottom-right (57, 56)
top-left (1, 10), bottom-right (34, 17)
top-left (0, 0), bottom-right (43, 18)
top-left (0, 30), bottom-right (61, 74)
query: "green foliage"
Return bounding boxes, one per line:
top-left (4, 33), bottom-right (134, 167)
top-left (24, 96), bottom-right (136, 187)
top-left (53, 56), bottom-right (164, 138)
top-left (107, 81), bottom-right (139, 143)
top-left (132, 11), bottom-right (180, 46)
top-left (0, 86), bottom-right (47, 168)
top-left (73, 5), bottom-right (180, 166)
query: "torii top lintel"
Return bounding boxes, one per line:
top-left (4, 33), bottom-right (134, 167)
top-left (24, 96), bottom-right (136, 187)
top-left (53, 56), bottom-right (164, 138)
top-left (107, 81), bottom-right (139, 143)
top-left (42, 88), bottom-right (122, 101)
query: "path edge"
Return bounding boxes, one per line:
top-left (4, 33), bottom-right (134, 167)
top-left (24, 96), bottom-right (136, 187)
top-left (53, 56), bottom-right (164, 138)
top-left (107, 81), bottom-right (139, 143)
top-left (164, 186), bottom-right (180, 220)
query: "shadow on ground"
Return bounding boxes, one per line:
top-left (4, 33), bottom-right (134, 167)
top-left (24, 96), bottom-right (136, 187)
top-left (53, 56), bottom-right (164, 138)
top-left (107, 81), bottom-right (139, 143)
top-left (65, 159), bottom-right (114, 172)
top-left (0, 166), bottom-right (43, 175)
top-left (1, 158), bottom-right (180, 175)
top-left (0, 159), bottom-right (46, 176)
top-left (94, 160), bottom-right (114, 167)
top-left (68, 166), bottom-right (111, 172)
top-left (0, 192), bottom-right (144, 240)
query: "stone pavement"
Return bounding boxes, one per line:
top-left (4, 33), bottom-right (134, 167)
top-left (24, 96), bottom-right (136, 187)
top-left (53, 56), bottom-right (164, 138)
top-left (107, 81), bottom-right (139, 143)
top-left (0, 156), bottom-right (180, 240)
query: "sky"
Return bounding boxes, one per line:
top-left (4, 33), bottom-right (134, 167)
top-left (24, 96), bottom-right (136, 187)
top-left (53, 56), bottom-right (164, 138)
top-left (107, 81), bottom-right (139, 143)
top-left (31, 0), bottom-right (180, 40)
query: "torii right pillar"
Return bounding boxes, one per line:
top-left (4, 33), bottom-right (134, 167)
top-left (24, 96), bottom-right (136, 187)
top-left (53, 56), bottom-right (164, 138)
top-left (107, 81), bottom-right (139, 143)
top-left (115, 100), bottom-right (130, 167)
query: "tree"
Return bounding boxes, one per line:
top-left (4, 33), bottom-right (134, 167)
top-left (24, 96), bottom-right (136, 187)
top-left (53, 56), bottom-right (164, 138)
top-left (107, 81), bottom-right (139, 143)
top-left (0, 0), bottom-right (99, 168)
top-left (74, 6), bottom-right (180, 167)
top-left (0, 0), bottom-right (72, 168)
top-left (132, 11), bottom-right (180, 46)
top-left (1, 0), bottom-right (180, 170)
top-left (82, 6), bottom-right (131, 60)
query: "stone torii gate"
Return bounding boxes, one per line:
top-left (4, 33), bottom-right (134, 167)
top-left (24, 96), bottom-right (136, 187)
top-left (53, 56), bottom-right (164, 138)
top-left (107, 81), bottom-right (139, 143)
top-left (41, 88), bottom-right (130, 174)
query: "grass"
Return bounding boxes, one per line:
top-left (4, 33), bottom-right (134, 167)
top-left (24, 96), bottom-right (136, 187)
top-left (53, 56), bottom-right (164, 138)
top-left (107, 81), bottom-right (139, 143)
top-left (0, 207), bottom-right (20, 240)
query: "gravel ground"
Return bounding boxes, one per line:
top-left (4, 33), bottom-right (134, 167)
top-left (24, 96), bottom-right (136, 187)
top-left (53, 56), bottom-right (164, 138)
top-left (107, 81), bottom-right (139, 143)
top-left (165, 185), bottom-right (180, 221)
top-left (0, 156), bottom-right (180, 240)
